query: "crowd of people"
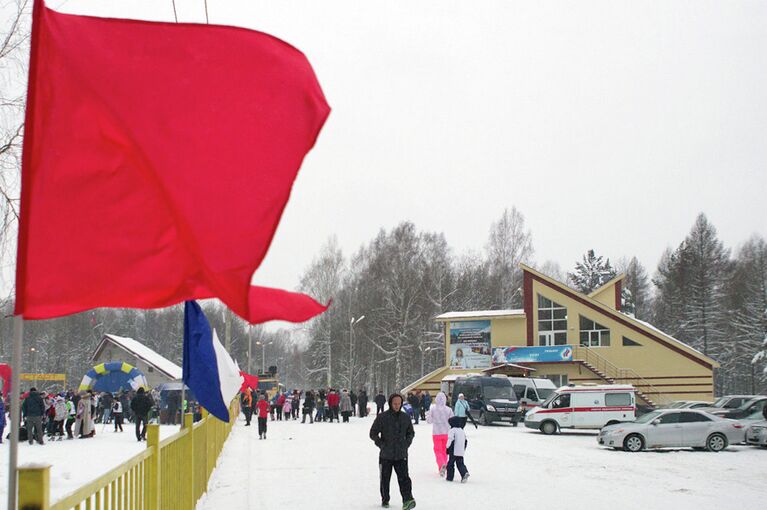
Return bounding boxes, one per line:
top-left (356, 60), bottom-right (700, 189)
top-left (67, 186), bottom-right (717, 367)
top-left (3, 385), bottom-right (184, 445)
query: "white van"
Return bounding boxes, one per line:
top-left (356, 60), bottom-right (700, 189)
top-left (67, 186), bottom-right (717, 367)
top-left (509, 377), bottom-right (557, 411)
top-left (524, 385), bottom-right (636, 435)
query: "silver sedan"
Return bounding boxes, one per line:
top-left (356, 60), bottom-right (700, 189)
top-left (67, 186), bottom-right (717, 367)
top-left (598, 409), bottom-right (745, 452)
top-left (745, 420), bottom-right (767, 447)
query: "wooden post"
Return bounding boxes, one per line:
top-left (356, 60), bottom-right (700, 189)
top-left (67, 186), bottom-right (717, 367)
top-left (18, 464), bottom-right (50, 510)
top-left (145, 424), bottom-right (161, 510)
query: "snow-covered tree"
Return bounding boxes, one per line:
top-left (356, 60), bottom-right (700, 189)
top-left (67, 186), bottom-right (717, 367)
top-left (485, 207), bottom-right (533, 308)
top-left (568, 249), bottom-right (616, 294)
top-left (616, 256), bottom-right (651, 319)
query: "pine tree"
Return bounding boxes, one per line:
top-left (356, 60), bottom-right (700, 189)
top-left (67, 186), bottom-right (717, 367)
top-left (568, 249), bottom-right (616, 294)
top-left (617, 257), bottom-right (651, 319)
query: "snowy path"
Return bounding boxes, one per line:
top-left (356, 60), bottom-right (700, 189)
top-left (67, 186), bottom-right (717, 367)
top-left (197, 413), bottom-right (767, 510)
top-left (0, 424), bottom-right (179, 504)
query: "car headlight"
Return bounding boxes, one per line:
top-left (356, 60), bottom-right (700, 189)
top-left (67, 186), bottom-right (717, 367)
top-left (486, 405), bottom-right (496, 412)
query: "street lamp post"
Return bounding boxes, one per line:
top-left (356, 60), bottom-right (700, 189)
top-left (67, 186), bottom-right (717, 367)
top-left (256, 341), bottom-right (273, 374)
top-left (30, 347), bottom-right (37, 374)
top-left (349, 316), bottom-right (365, 389)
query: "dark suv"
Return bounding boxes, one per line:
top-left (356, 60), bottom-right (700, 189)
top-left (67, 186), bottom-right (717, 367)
top-left (452, 376), bottom-right (522, 426)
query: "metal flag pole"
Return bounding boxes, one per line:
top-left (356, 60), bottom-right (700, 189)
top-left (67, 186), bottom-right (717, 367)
top-left (8, 315), bottom-right (24, 510)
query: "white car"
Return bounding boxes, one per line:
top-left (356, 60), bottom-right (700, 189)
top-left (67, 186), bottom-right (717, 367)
top-left (745, 420), bottom-right (767, 447)
top-left (598, 409), bottom-right (745, 452)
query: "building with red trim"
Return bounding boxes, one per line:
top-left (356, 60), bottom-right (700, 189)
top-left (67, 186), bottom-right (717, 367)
top-left (403, 264), bottom-right (718, 407)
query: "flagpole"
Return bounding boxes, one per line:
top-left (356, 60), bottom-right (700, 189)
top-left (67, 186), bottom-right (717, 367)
top-left (8, 315), bottom-right (24, 510)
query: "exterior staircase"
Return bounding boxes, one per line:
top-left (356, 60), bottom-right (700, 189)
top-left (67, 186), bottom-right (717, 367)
top-left (572, 346), bottom-right (670, 409)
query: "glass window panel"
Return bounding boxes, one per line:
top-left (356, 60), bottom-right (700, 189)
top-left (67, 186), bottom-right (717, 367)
top-left (553, 308), bottom-right (567, 320)
top-left (538, 334), bottom-right (547, 346)
top-left (539, 309), bottom-right (552, 320)
top-left (553, 320), bottom-right (568, 331)
top-left (539, 322), bottom-right (552, 332)
top-left (602, 331), bottom-right (610, 346)
top-left (538, 295), bottom-right (551, 308)
top-left (579, 332), bottom-right (589, 346)
top-left (605, 393), bottom-right (632, 406)
top-left (579, 315), bottom-right (594, 330)
top-left (554, 332), bottom-right (567, 344)
top-left (594, 321), bottom-right (608, 331)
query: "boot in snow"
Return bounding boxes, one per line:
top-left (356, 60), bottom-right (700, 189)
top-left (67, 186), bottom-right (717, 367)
top-left (461, 473), bottom-right (470, 484)
top-left (402, 500), bottom-right (416, 510)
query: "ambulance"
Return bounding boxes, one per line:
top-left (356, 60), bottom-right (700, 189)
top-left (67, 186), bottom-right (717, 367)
top-left (524, 384), bottom-right (636, 435)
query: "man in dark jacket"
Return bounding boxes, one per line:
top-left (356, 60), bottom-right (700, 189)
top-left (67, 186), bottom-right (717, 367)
top-left (130, 387), bottom-right (153, 441)
top-left (358, 389), bottom-right (369, 418)
top-left (407, 392), bottom-right (421, 424)
top-left (302, 390), bottom-right (315, 424)
top-left (21, 387), bottom-right (46, 445)
top-left (374, 390), bottom-right (386, 415)
top-left (369, 393), bottom-right (416, 510)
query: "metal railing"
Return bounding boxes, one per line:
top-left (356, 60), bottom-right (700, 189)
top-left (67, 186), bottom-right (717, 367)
top-left (18, 399), bottom-right (238, 510)
top-left (572, 346), bottom-right (672, 407)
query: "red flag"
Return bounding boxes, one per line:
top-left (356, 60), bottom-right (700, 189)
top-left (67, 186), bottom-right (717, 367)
top-left (239, 371), bottom-right (259, 393)
top-left (16, 1), bottom-right (330, 323)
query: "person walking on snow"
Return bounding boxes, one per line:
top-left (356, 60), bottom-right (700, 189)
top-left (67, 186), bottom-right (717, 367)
top-left (358, 389), bottom-right (369, 418)
top-left (426, 392), bottom-right (453, 477)
top-left (340, 389), bottom-right (353, 422)
top-left (241, 388), bottom-right (253, 426)
top-left (375, 390), bottom-right (386, 415)
top-left (445, 416), bottom-right (470, 483)
top-left (112, 399), bottom-right (124, 432)
top-left (256, 393), bottom-right (270, 439)
top-left (302, 390), bottom-right (315, 424)
top-left (369, 393), bottom-right (416, 510)
top-left (130, 388), bottom-right (153, 441)
top-left (420, 392), bottom-right (431, 421)
top-left (328, 389), bottom-right (341, 422)
top-left (282, 393), bottom-right (293, 420)
top-left (291, 390), bottom-right (301, 420)
top-left (452, 393), bottom-right (477, 429)
top-left (275, 392), bottom-right (286, 421)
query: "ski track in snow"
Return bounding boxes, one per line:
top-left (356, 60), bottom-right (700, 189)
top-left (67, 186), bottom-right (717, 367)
top-left (195, 414), bottom-right (767, 510)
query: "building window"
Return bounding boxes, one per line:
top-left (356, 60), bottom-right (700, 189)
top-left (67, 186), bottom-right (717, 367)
top-left (622, 336), bottom-right (641, 347)
top-left (147, 366), bottom-right (154, 373)
top-left (546, 374), bottom-right (568, 387)
top-left (538, 294), bottom-right (568, 346)
top-left (579, 316), bottom-right (610, 347)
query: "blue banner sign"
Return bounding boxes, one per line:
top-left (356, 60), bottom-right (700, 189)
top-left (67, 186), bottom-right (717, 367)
top-left (492, 345), bottom-right (573, 364)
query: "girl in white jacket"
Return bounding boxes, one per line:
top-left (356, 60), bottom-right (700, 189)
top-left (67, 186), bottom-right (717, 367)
top-left (445, 416), bottom-right (469, 483)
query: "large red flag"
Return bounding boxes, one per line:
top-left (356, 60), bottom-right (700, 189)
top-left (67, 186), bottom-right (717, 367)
top-left (15, 1), bottom-right (330, 323)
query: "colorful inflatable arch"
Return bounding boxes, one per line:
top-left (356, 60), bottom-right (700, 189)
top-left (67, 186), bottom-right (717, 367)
top-left (79, 362), bottom-right (149, 393)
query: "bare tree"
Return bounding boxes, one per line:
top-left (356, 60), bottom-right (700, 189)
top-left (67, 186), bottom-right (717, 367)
top-left (0, 0), bottom-right (30, 294)
top-left (485, 207), bottom-right (533, 308)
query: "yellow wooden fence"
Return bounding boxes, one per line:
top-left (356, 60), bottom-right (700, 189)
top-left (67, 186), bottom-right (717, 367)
top-left (18, 400), bottom-right (239, 510)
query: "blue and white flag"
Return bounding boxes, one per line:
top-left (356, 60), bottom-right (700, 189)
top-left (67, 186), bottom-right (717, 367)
top-left (183, 301), bottom-right (243, 422)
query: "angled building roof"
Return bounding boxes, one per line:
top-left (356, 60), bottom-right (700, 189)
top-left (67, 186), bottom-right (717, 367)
top-left (92, 334), bottom-right (182, 380)
top-left (519, 263), bottom-right (718, 369)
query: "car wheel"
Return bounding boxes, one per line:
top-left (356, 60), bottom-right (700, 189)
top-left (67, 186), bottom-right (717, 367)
top-left (623, 434), bottom-right (644, 452)
top-left (706, 433), bottom-right (727, 452)
top-left (540, 421), bottom-right (557, 435)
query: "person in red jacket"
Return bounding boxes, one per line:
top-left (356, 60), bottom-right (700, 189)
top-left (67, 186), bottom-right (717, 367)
top-left (327, 389), bottom-right (341, 423)
top-left (255, 393), bottom-right (270, 440)
top-left (276, 392), bottom-right (286, 421)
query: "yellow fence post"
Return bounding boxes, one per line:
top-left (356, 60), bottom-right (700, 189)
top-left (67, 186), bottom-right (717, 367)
top-left (184, 412), bottom-right (195, 508)
top-left (18, 464), bottom-right (51, 510)
top-left (145, 424), bottom-right (161, 510)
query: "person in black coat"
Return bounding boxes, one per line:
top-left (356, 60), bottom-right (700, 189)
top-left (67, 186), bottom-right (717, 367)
top-left (350, 390), bottom-right (358, 417)
top-left (302, 390), bottom-right (315, 424)
top-left (358, 390), bottom-right (368, 418)
top-left (369, 393), bottom-right (416, 509)
top-left (130, 388), bottom-right (153, 442)
top-left (374, 391), bottom-right (386, 415)
top-left (407, 392), bottom-right (421, 424)
top-left (21, 388), bottom-right (46, 445)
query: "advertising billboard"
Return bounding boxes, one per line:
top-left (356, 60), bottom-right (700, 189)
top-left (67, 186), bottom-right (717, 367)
top-left (449, 320), bottom-right (492, 369)
top-left (492, 345), bottom-right (573, 364)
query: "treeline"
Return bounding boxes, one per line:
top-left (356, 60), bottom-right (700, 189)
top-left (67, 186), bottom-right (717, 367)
top-left (298, 210), bottom-right (766, 396)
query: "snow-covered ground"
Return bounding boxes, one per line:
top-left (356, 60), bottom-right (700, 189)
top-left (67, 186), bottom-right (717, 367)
top-left (0, 424), bottom-right (180, 504)
top-left (197, 413), bottom-right (767, 510)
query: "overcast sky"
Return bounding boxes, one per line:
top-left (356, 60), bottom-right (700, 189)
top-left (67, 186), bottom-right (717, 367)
top-left (53, 0), bottom-right (767, 298)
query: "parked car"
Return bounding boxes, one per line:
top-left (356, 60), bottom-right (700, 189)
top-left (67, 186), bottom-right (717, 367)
top-left (745, 420), bottom-right (767, 447)
top-left (509, 377), bottom-right (557, 412)
top-left (696, 395), bottom-right (757, 414)
top-left (663, 400), bottom-right (712, 409)
top-left (709, 397), bottom-right (767, 420)
top-left (452, 375), bottom-right (522, 426)
top-left (524, 385), bottom-right (636, 434)
top-left (598, 409), bottom-right (745, 452)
